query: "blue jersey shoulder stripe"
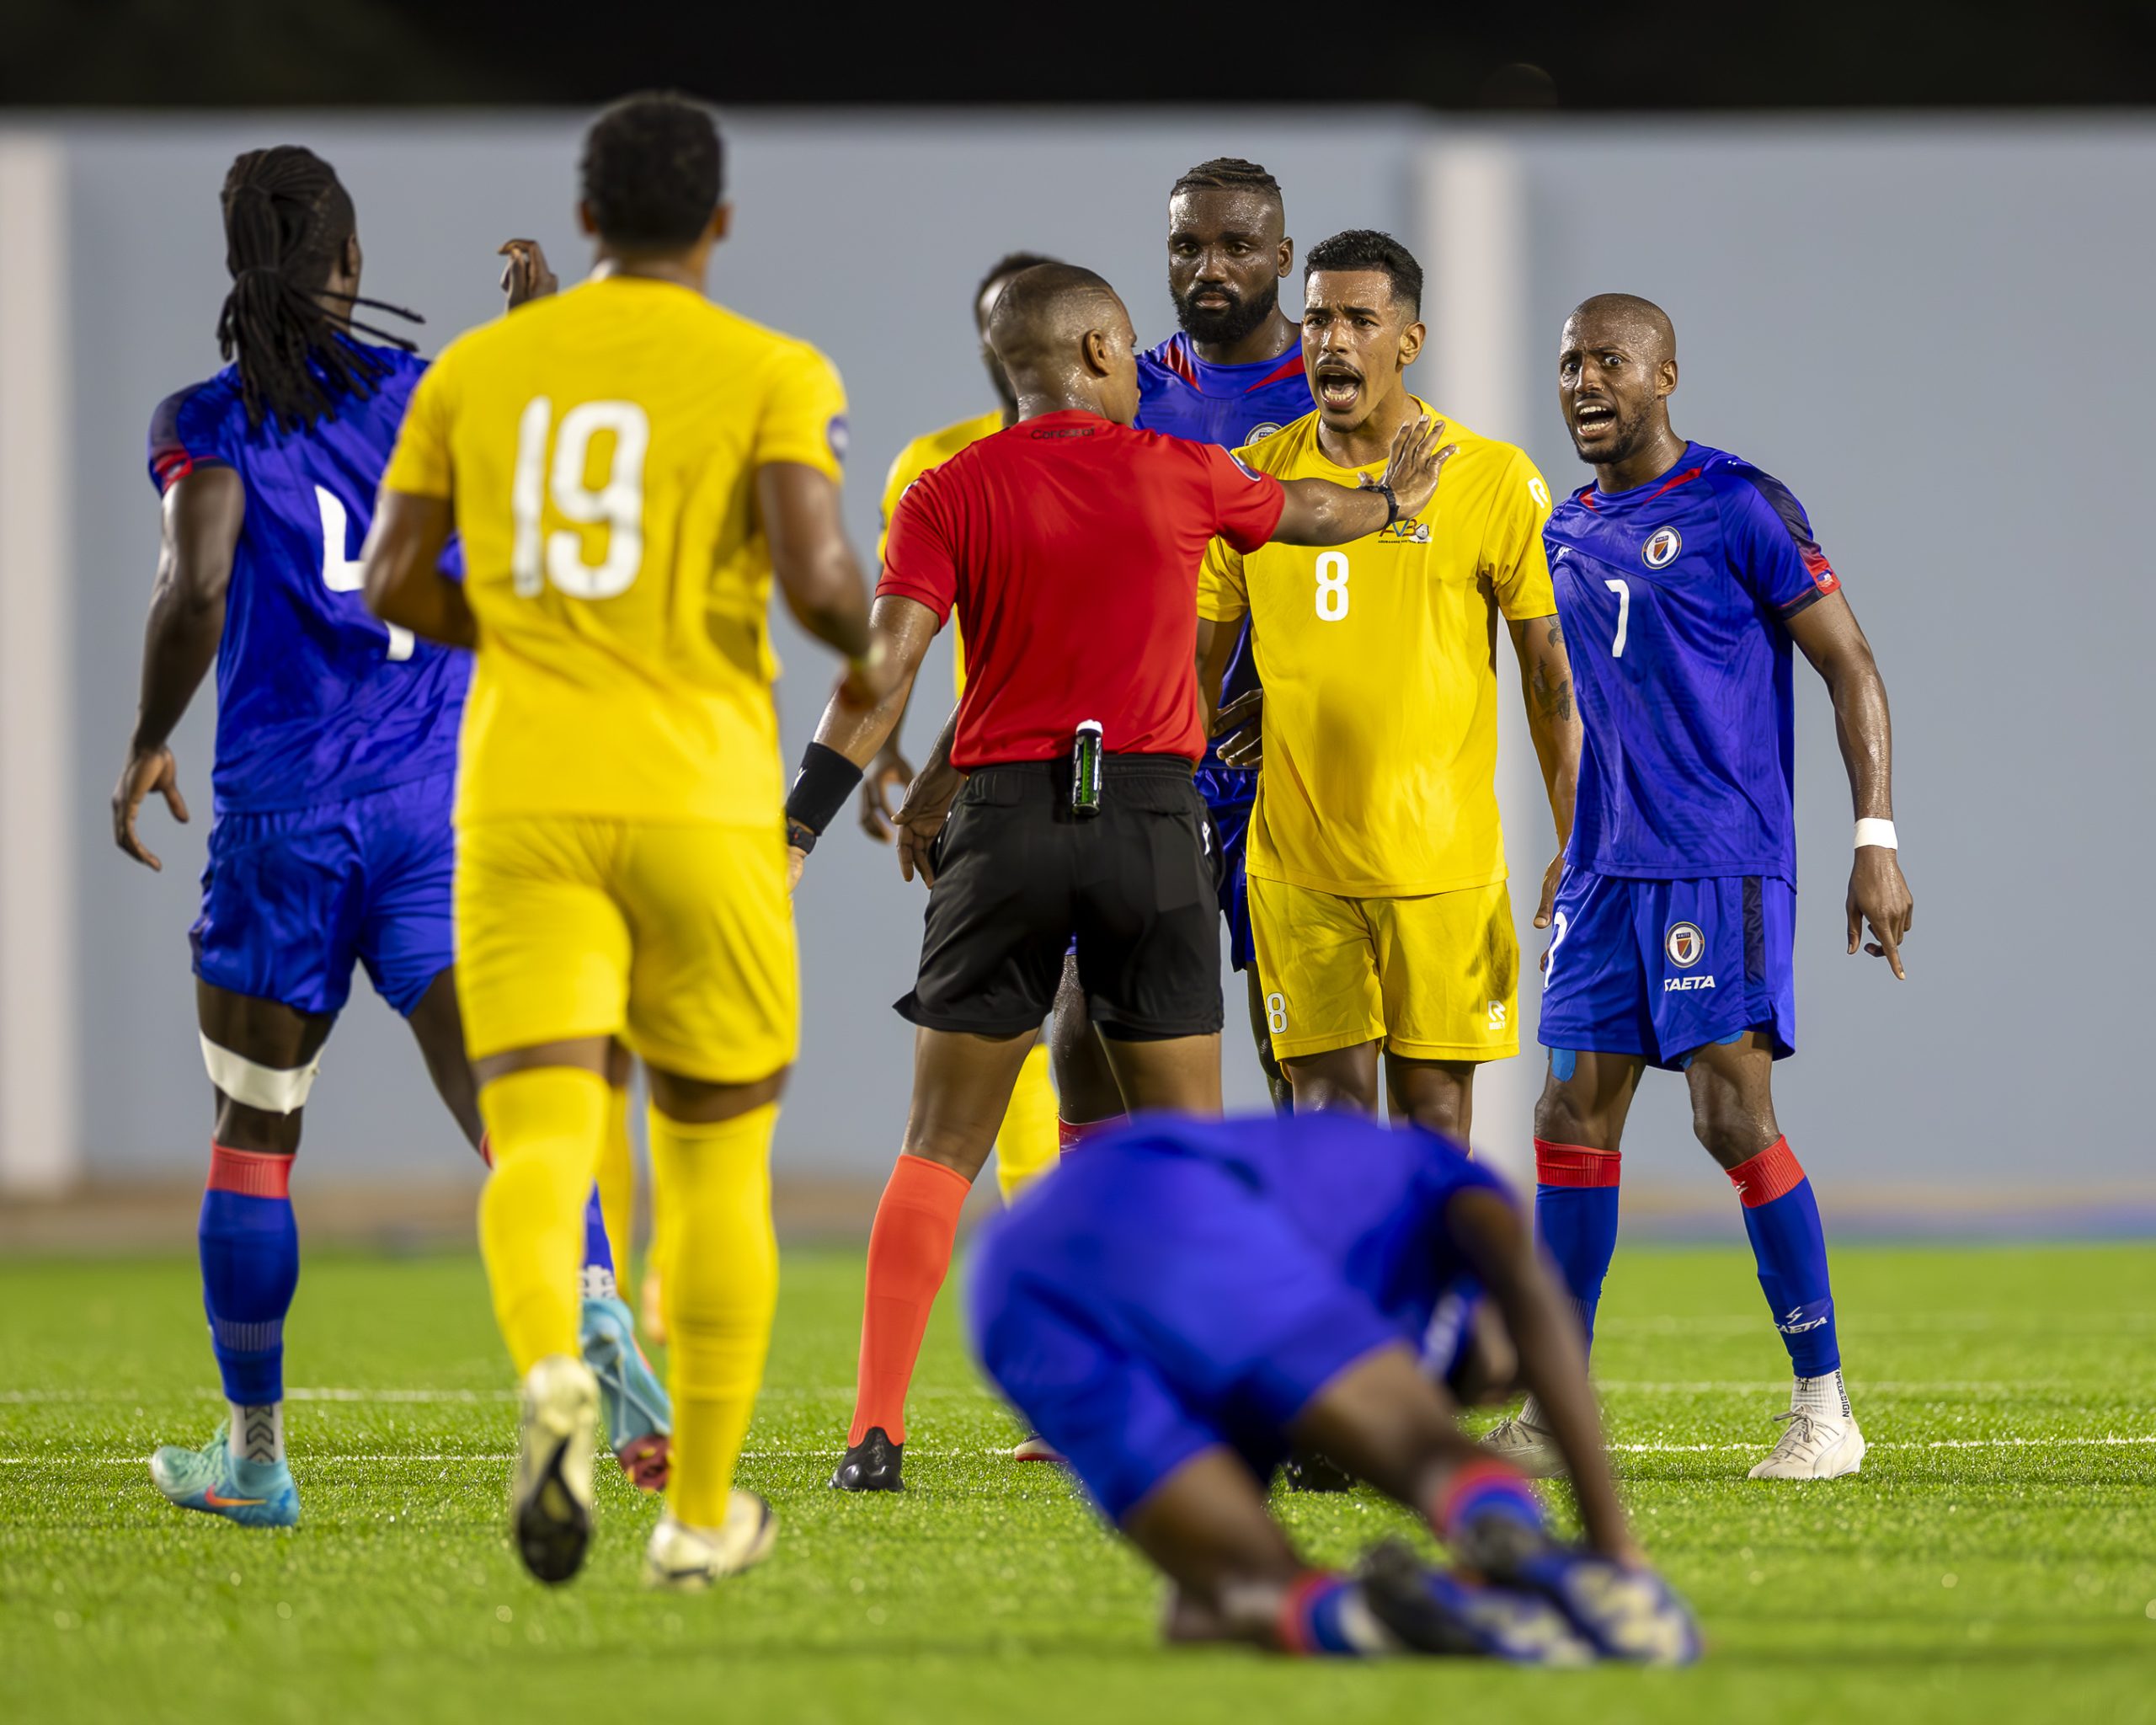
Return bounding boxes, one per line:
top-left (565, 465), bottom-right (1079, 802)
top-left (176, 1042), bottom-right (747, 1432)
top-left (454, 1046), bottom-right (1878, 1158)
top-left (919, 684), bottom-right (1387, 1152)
top-left (1722, 460), bottom-right (1839, 615)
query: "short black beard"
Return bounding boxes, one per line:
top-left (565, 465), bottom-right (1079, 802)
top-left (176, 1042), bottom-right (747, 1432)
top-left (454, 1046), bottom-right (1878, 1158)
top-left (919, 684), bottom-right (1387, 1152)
top-left (1172, 277), bottom-right (1278, 350)
top-left (1577, 399), bottom-right (1655, 467)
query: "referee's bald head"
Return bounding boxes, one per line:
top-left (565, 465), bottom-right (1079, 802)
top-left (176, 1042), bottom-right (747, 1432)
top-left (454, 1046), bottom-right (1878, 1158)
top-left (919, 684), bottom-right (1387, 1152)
top-left (988, 264), bottom-right (1142, 425)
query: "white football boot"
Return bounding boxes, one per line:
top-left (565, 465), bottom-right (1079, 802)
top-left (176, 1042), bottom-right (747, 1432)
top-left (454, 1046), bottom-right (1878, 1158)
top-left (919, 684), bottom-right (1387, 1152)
top-left (1481, 1405), bottom-right (1565, 1479)
top-left (643, 1490), bottom-right (779, 1592)
top-left (1748, 1407), bottom-right (1866, 1480)
top-left (511, 1354), bottom-right (601, 1583)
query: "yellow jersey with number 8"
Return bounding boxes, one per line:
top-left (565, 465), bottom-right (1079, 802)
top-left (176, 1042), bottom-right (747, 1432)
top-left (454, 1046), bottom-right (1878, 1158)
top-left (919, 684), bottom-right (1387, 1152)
top-left (1198, 403), bottom-right (1556, 898)
top-left (382, 274), bottom-right (847, 825)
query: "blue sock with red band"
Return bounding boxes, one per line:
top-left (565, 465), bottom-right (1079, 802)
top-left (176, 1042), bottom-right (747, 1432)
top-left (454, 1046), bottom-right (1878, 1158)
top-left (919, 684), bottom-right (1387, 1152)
top-left (1728, 1136), bottom-right (1839, 1378)
top-left (1533, 1138), bottom-right (1620, 1347)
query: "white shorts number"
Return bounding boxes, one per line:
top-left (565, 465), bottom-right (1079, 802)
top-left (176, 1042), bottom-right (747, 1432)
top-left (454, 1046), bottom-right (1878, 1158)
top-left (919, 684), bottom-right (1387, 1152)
top-left (1266, 991), bottom-right (1288, 1034)
top-left (510, 397), bottom-right (650, 601)
top-left (1315, 550), bottom-right (1350, 622)
top-left (1542, 909), bottom-right (1570, 990)
top-left (315, 485), bottom-right (414, 660)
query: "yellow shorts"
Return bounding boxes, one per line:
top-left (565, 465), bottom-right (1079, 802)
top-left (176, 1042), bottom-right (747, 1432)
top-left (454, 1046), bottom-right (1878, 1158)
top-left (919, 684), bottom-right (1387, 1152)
top-left (456, 816), bottom-right (798, 1085)
top-left (1249, 875), bottom-right (1518, 1063)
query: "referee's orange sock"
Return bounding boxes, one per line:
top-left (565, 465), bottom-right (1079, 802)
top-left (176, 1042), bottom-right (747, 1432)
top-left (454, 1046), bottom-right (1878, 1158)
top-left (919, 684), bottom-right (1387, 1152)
top-left (847, 1154), bottom-right (972, 1447)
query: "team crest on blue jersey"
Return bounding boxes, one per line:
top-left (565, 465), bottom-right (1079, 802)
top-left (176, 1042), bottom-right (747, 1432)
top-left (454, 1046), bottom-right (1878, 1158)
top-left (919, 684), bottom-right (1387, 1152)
top-left (1246, 422), bottom-right (1283, 443)
top-left (1665, 921), bottom-right (1705, 968)
top-left (1642, 526), bottom-right (1682, 569)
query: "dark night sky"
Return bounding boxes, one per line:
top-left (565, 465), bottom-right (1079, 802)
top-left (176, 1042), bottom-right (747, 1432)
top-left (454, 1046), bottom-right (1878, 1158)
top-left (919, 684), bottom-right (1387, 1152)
top-left (6, 0), bottom-right (2155, 108)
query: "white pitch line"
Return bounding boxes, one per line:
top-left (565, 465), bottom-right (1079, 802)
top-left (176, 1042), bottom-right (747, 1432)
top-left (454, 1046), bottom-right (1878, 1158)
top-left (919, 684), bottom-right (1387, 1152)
top-left (5, 1435), bottom-right (2154, 1467)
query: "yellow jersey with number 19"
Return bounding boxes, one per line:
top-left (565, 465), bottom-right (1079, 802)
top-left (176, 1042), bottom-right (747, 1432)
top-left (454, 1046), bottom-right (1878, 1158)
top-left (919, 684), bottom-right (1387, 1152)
top-left (1197, 402), bottom-right (1556, 899)
top-left (382, 274), bottom-right (848, 825)
top-left (875, 409), bottom-right (1003, 697)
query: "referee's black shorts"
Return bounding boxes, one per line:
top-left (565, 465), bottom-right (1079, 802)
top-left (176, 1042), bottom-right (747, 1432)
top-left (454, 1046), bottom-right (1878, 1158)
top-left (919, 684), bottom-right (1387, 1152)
top-left (896, 754), bottom-right (1223, 1042)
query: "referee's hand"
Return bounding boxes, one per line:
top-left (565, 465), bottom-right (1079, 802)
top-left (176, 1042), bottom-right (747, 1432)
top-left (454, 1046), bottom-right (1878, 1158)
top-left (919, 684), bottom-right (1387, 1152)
top-left (894, 758), bottom-right (963, 888)
top-left (1380, 414), bottom-right (1458, 523)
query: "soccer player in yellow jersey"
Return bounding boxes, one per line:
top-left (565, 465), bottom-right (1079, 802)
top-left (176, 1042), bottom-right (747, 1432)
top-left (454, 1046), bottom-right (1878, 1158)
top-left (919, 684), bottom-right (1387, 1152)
top-left (361, 94), bottom-right (887, 1589)
top-left (1198, 230), bottom-right (1582, 1142)
top-left (856, 253), bottom-right (1062, 1215)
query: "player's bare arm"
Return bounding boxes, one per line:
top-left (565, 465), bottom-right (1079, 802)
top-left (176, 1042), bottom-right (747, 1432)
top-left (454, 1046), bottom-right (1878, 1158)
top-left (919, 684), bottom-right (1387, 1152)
top-left (360, 489), bottom-right (474, 648)
top-left (788, 595), bottom-right (939, 884)
top-left (1449, 1185), bottom-right (1639, 1566)
top-left (113, 466), bottom-right (244, 871)
top-left (1508, 611), bottom-right (1583, 929)
top-left (1269, 413), bottom-right (1453, 545)
top-left (1785, 590), bottom-right (1912, 978)
top-left (760, 461), bottom-right (879, 681)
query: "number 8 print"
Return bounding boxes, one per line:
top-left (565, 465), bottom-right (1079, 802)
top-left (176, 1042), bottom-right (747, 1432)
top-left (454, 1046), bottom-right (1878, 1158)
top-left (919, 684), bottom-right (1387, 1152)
top-left (1315, 550), bottom-right (1349, 622)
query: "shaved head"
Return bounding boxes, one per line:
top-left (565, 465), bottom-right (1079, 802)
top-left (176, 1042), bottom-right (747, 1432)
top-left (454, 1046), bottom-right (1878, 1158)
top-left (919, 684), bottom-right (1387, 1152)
top-left (1557, 292), bottom-right (1684, 481)
top-left (989, 264), bottom-right (1124, 375)
top-left (1565, 292), bottom-right (1676, 366)
top-left (988, 263), bottom-right (1142, 425)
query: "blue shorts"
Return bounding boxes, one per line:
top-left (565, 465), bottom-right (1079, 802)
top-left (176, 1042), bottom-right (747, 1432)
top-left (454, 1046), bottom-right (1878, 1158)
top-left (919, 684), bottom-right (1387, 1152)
top-left (1538, 868), bottom-right (1796, 1071)
top-left (967, 1140), bottom-right (1407, 1523)
top-left (192, 772), bottom-right (457, 1019)
top-left (1194, 764), bottom-right (1257, 971)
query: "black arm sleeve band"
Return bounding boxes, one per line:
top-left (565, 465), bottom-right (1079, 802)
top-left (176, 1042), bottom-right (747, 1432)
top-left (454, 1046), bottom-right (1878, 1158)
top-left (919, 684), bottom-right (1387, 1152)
top-left (785, 740), bottom-right (864, 841)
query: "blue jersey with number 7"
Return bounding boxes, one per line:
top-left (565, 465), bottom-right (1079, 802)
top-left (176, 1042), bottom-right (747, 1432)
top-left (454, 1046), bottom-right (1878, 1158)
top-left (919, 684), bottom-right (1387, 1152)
top-left (147, 339), bottom-right (468, 815)
top-left (1542, 443), bottom-right (1843, 883)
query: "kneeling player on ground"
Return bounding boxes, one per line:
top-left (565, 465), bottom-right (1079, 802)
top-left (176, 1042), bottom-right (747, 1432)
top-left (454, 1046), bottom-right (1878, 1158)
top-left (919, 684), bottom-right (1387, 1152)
top-left (968, 1113), bottom-right (1697, 1663)
top-left (117, 147), bottom-right (664, 1532)
top-left (1488, 294), bottom-right (1913, 1482)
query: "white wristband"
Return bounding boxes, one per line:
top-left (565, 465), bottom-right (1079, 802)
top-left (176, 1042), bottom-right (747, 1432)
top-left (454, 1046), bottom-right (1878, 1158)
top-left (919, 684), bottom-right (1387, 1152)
top-left (1854, 818), bottom-right (1897, 852)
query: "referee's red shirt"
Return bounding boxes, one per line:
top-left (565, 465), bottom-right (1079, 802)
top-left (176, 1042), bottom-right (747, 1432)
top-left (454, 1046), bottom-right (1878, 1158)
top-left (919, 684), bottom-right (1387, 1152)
top-left (878, 410), bottom-right (1286, 769)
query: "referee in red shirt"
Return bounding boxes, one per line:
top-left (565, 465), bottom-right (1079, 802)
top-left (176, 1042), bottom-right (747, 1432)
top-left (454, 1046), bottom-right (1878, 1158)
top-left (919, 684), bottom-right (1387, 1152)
top-left (783, 264), bottom-right (1449, 1491)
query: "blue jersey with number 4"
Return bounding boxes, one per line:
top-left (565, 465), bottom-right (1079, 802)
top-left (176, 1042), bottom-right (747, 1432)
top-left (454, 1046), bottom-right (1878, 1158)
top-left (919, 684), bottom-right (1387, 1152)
top-left (1543, 443), bottom-right (1842, 882)
top-left (147, 342), bottom-right (468, 816)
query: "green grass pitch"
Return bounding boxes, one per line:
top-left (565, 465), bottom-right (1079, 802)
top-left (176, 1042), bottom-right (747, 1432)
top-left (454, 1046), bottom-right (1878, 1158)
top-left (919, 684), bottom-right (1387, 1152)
top-left (4, 1241), bottom-right (2154, 1723)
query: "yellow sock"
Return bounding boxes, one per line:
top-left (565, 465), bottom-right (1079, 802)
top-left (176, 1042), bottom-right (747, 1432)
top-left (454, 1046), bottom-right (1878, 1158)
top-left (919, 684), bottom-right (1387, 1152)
top-left (994, 1043), bottom-right (1061, 1204)
top-left (596, 1082), bottom-right (637, 1278)
top-left (648, 1101), bottom-right (780, 1529)
top-left (478, 1067), bottom-right (609, 1376)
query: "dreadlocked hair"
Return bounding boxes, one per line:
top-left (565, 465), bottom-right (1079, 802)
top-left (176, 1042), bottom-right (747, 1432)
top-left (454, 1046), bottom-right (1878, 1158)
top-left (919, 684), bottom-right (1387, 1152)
top-left (216, 146), bottom-right (423, 432)
top-left (1170, 158), bottom-right (1283, 202)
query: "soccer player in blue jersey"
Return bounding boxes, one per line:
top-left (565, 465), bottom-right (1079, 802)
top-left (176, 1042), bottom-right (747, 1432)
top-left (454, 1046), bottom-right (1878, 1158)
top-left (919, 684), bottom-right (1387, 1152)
top-left (969, 1111), bottom-right (1697, 1663)
top-left (110, 148), bottom-right (667, 1527)
top-left (1485, 294), bottom-right (1913, 1482)
top-left (1047, 158), bottom-right (1315, 1133)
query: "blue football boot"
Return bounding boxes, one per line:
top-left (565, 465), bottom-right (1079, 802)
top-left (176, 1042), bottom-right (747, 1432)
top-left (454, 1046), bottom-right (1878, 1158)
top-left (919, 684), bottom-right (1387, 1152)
top-left (148, 1423), bottom-right (300, 1529)
top-left (580, 1286), bottom-right (672, 1491)
top-left (1356, 1541), bottom-right (1593, 1664)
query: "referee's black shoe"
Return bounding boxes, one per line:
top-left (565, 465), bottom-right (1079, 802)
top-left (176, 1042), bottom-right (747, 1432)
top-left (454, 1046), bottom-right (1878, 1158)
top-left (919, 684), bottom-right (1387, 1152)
top-left (830, 1428), bottom-right (904, 1492)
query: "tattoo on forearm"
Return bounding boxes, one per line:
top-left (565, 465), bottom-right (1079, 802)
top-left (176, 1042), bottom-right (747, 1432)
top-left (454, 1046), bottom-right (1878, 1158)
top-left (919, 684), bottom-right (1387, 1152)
top-left (1530, 661), bottom-right (1575, 724)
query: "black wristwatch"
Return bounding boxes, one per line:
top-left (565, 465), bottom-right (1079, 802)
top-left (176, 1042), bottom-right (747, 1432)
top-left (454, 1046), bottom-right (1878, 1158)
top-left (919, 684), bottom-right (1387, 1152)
top-left (786, 817), bottom-right (819, 855)
top-left (1364, 476), bottom-right (1401, 527)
